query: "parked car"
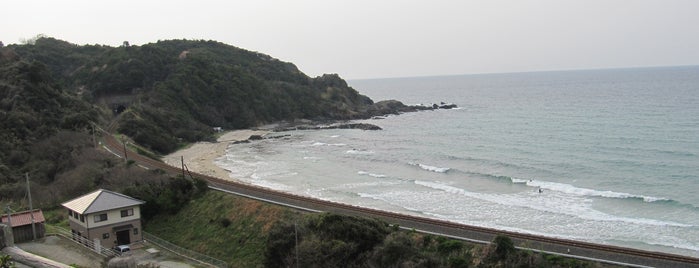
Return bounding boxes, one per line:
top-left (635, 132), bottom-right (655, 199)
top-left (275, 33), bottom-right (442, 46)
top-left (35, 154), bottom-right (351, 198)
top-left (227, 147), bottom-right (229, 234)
top-left (115, 245), bottom-right (131, 254)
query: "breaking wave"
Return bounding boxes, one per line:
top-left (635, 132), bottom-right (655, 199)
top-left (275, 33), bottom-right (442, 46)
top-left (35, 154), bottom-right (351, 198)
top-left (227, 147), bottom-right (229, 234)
top-left (358, 171), bottom-right (387, 178)
top-left (510, 178), bottom-right (671, 203)
top-left (410, 162), bottom-right (450, 173)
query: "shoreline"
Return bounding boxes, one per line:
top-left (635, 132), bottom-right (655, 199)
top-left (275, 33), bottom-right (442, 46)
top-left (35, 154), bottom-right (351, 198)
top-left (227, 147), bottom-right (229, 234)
top-left (162, 129), bottom-right (269, 180)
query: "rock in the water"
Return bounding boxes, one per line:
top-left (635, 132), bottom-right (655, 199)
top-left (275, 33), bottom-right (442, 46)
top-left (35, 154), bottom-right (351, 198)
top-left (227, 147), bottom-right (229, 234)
top-left (336, 123), bottom-right (382, 130)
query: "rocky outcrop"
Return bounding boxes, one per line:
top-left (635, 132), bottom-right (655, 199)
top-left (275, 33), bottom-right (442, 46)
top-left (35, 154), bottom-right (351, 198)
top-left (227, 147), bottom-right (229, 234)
top-left (360, 100), bottom-right (457, 118)
top-left (272, 123), bottom-right (382, 132)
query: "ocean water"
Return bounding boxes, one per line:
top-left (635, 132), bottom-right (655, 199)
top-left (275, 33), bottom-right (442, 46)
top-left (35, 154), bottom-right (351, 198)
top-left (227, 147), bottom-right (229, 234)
top-left (216, 66), bottom-right (699, 257)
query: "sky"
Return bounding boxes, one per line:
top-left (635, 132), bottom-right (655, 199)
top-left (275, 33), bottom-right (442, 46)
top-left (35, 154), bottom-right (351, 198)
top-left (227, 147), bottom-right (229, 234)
top-left (3, 0), bottom-right (699, 79)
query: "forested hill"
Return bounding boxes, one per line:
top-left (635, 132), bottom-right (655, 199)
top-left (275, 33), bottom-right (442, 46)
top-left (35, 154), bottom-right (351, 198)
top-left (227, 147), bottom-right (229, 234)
top-left (4, 37), bottom-right (398, 153)
top-left (0, 37), bottom-right (420, 206)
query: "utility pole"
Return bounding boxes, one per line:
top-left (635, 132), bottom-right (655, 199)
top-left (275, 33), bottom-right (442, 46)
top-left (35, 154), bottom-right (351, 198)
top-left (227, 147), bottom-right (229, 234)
top-left (122, 138), bottom-right (128, 162)
top-left (4, 206), bottom-right (11, 229)
top-left (4, 205), bottom-right (13, 247)
top-left (91, 122), bottom-right (97, 148)
top-left (181, 156), bottom-right (185, 179)
top-left (26, 173), bottom-right (36, 241)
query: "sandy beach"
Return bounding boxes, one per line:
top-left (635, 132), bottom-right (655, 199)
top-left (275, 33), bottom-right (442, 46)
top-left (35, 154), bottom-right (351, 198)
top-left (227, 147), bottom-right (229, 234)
top-left (162, 130), bottom-right (268, 180)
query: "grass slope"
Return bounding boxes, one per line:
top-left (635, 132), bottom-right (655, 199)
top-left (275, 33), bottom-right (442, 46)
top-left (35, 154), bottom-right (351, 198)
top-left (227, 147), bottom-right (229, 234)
top-left (143, 190), bottom-right (304, 268)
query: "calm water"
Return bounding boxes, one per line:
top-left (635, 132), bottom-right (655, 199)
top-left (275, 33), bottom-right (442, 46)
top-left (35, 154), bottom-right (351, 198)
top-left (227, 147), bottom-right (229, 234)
top-left (216, 66), bottom-right (699, 257)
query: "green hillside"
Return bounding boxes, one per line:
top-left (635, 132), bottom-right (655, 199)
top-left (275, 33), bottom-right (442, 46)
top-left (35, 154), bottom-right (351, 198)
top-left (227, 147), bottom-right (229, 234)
top-left (8, 37), bottom-right (381, 153)
top-left (145, 191), bottom-right (610, 268)
top-left (0, 37), bottom-right (415, 206)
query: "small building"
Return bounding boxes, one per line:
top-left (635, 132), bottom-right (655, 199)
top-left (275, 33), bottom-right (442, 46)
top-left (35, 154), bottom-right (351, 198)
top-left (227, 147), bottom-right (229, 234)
top-left (61, 189), bottom-right (145, 249)
top-left (0, 209), bottom-right (46, 243)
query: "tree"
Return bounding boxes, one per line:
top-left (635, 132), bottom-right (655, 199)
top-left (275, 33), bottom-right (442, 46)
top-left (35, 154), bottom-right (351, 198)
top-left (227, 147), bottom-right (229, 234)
top-left (20, 34), bottom-right (47, 45)
top-left (493, 235), bottom-right (515, 259)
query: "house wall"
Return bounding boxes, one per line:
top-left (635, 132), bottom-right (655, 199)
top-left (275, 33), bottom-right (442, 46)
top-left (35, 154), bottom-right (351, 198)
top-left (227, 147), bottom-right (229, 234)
top-left (68, 219), bottom-right (88, 238)
top-left (85, 218), bottom-right (143, 249)
top-left (67, 210), bottom-right (87, 228)
top-left (67, 205), bottom-right (143, 249)
top-left (67, 206), bottom-right (141, 229)
top-left (87, 206), bottom-right (141, 228)
top-left (12, 224), bottom-right (45, 243)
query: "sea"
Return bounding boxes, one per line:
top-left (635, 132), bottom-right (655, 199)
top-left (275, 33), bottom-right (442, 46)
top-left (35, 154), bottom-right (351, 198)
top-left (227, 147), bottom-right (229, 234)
top-left (215, 66), bottom-right (699, 257)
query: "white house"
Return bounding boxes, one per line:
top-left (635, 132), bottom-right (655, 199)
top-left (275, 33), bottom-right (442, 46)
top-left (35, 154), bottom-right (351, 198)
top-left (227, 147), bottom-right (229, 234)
top-left (61, 189), bottom-right (145, 249)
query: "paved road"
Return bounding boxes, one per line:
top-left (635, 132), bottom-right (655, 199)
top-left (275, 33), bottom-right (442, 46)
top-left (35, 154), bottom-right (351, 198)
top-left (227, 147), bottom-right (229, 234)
top-left (15, 236), bottom-right (103, 267)
top-left (13, 236), bottom-right (198, 268)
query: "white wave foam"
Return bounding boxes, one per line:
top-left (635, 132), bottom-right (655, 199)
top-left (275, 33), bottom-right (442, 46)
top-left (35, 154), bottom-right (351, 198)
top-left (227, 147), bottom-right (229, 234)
top-left (512, 178), bottom-right (669, 203)
top-left (358, 171), bottom-right (387, 178)
top-left (410, 162), bottom-right (450, 173)
top-left (313, 142), bottom-right (347, 146)
top-left (336, 180), bottom-right (396, 189)
top-left (644, 240), bottom-right (699, 253)
top-left (414, 180), bottom-right (691, 227)
top-left (358, 192), bottom-right (383, 200)
top-left (346, 149), bottom-right (374, 154)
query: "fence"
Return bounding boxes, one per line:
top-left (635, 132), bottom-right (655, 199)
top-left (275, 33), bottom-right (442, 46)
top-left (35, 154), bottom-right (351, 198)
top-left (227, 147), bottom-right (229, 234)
top-left (143, 232), bottom-right (228, 268)
top-left (46, 226), bottom-right (227, 267)
top-left (48, 226), bottom-right (118, 257)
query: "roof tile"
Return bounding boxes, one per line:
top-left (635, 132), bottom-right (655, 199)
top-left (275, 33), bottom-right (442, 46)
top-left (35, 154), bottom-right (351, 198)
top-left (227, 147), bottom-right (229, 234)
top-left (61, 189), bottom-right (145, 214)
top-left (0, 210), bottom-right (45, 227)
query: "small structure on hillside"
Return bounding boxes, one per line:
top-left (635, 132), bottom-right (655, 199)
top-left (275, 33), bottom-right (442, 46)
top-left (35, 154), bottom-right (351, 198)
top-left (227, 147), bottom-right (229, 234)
top-left (1, 209), bottom-right (46, 243)
top-left (61, 189), bottom-right (145, 250)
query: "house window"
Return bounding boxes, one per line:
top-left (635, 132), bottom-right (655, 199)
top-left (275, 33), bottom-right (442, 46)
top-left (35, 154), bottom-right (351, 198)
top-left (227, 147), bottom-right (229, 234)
top-left (68, 210), bottom-right (73, 217)
top-left (94, 213), bottom-right (108, 223)
top-left (73, 212), bottom-right (79, 220)
top-left (120, 208), bottom-right (134, 217)
top-left (79, 215), bottom-right (85, 223)
top-left (133, 228), bottom-right (138, 235)
top-left (103, 233), bottom-right (110, 239)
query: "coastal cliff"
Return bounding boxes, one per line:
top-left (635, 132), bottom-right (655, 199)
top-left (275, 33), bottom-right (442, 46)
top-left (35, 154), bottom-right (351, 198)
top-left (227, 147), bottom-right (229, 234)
top-left (4, 37), bottom-right (435, 154)
top-left (0, 37), bottom-right (451, 204)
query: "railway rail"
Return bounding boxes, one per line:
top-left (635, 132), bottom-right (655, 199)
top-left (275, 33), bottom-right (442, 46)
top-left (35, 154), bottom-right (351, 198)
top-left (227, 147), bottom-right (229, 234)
top-left (103, 132), bottom-right (699, 268)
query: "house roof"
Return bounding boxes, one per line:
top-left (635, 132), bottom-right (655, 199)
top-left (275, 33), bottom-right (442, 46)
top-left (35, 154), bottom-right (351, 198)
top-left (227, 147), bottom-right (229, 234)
top-left (61, 189), bottom-right (145, 214)
top-left (1, 209), bottom-right (45, 227)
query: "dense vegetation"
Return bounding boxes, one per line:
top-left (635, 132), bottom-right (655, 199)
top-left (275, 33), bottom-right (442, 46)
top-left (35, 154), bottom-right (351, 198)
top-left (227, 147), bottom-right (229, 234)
top-left (0, 49), bottom-right (206, 210)
top-left (7, 37), bottom-right (382, 154)
top-left (143, 191), bottom-right (609, 268)
top-left (0, 49), bottom-right (103, 204)
top-left (144, 190), bottom-right (301, 268)
top-left (265, 214), bottom-right (605, 268)
top-left (0, 36), bottom-right (408, 207)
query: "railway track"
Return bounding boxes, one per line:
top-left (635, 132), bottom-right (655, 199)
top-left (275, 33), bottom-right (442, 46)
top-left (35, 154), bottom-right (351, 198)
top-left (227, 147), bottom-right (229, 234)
top-left (103, 132), bottom-right (699, 267)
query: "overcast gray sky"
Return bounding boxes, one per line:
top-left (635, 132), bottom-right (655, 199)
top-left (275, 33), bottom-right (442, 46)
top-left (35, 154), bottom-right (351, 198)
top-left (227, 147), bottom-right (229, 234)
top-left (4, 0), bottom-right (699, 79)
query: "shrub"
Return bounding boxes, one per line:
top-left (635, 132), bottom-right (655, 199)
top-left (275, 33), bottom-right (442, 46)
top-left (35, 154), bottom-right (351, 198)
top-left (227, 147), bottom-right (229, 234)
top-left (493, 235), bottom-right (515, 259)
top-left (219, 218), bottom-right (231, 228)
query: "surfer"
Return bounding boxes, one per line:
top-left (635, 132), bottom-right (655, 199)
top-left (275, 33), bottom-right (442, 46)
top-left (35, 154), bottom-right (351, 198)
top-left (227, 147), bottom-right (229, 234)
top-left (538, 187), bottom-right (543, 194)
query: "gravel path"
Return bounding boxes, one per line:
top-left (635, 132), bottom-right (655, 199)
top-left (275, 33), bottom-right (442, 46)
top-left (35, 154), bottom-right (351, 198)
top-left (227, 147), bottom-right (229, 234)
top-left (16, 236), bottom-right (104, 267)
top-left (14, 235), bottom-right (199, 268)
